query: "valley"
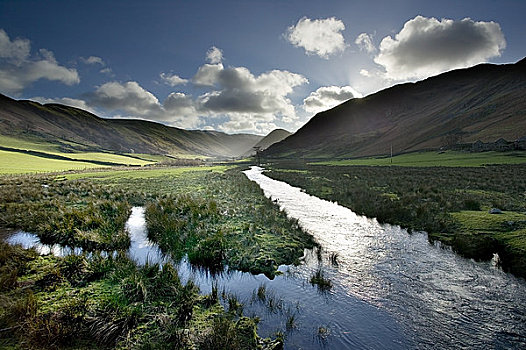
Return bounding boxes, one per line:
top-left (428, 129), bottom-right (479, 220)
top-left (1, 58), bottom-right (526, 349)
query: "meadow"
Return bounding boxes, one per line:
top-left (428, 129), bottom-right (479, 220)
top-left (0, 165), bottom-right (316, 349)
top-left (313, 150), bottom-right (526, 167)
top-left (0, 135), bottom-right (165, 174)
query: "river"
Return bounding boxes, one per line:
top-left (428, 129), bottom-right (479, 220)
top-left (243, 166), bottom-right (526, 349)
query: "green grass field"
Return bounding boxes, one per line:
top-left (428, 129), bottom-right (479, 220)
top-left (313, 150), bottom-right (526, 167)
top-left (0, 135), bottom-right (155, 169)
top-left (0, 150), bottom-right (109, 174)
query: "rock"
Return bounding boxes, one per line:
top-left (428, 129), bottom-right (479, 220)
top-left (489, 208), bottom-right (502, 214)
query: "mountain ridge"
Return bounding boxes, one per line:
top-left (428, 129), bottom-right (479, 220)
top-left (0, 94), bottom-right (263, 159)
top-left (264, 58), bottom-right (526, 159)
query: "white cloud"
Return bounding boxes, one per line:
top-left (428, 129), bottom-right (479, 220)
top-left (84, 81), bottom-right (200, 128)
top-left (85, 81), bottom-right (162, 117)
top-left (359, 69), bottom-right (371, 77)
top-left (303, 85), bottom-right (361, 114)
top-left (0, 29), bottom-right (79, 94)
top-left (355, 33), bottom-right (376, 53)
top-left (374, 16), bottom-right (506, 80)
top-left (206, 46), bottom-right (223, 64)
top-left (217, 115), bottom-right (278, 135)
top-left (285, 17), bottom-right (347, 59)
top-left (26, 47), bottom-right (308, 134)
top-left (194, 64), bottom-right (307, 123)
top-left (99, 67), bottom-right (113, 76)
top-left (193, 63), bottom-right (224, 86)
top-left (0, 29), bottom-right (30, 63)
top-left (160, 72), bottom-right (188, 86)
top-left (81, 56), bottom-right (105, 65)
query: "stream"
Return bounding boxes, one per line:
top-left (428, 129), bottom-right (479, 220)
top-left (6, 166), bottom-right (526, 349)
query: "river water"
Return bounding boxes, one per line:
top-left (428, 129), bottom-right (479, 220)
top-left (6, 167), bottom-right (526, 349)
top-left (243, 166), bottom-right (526, 349)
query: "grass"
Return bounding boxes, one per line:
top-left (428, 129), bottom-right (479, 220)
top-left (313, 150), bottom-right (526, 167)
top-left (58, 152), bottom-right (153, 166)
top-left (0, 149), bottom-right (109, 174)
top-left (1, 242), bottom-right (262, 349)
top-left (0, 161), bottom-right (317, 348)
top-left (309, 269), bottom-right (332, 291)
top-left (267, 162), bottom-right (526, 278)
top-left (63, 165), bottom-right (229, 181)
top-left (0, 135), bottom-right (155, 170)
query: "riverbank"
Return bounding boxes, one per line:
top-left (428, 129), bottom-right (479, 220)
top-left (0, 165), bottom-right (316, 348)
top-left (265, 162), bottom-right (526, 278)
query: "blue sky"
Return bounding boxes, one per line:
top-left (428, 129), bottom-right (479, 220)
top-left (1, 0), bottom-right (525, 134)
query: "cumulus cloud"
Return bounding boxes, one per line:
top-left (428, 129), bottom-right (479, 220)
top-left (355, 33), bottom-right (376, 53)
top-left (32, 47), bottom-right (308, 134)
top-left (80, 56), bottom-right (105, 65)
top-left (195, 65), bottom-right (307, 122)
top-left (374, 16), bottom-right (506, 80)
top-left (285, 17), bottom-right (347, 58)
top-left (193, 63), bottom-right (224, 86)
top-left (0, 29), bottom-right (79, 94)
top-left (217, 114), bottom-right (278, 135)
top-left (85, 81), bottom-right (163, 117)
top-left (83, 81), bottom-right (200, 128)
top-left (206, 46), bottom-right (223, 64)
top-left (0, 29), bottom-right (30, 63)
top-left (160, 72), bottom-right (188, 86)
top-left (303, 85), bottom-right (361, 114)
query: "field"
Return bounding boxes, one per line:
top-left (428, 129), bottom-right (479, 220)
top-left (0, 164), bottom-right (315, 349)
top-left (0, 135), bottom-right (159, 174)
top-left (266, 161), bottom-right (526, 278)
top-left (0, 149), bottom-right (109, 174)
top-left (313, 150), bottom-right (526, 167)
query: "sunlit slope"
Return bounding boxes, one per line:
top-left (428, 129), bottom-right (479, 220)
top-left (0, 94), bottom-right (262, 158)
top-left (265, 58), bottom-right (526, 159)
top-left (0, 149), bottom-right (109, 174)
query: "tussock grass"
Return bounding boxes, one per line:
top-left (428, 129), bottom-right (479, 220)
top-left (268, 162), bottom-right (526, 277)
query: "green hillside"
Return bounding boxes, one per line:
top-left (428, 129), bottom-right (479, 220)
top-left (0, 94), bottom-right (262, 159)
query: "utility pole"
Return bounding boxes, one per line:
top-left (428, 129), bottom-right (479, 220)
top-left (390, 144), bottom-right (393, 164)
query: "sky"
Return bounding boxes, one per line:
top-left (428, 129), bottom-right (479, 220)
top-left (0, 0), bottom-right (525, 135)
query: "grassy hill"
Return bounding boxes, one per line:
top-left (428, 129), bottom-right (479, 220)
top-left (0, 94), bottom-right (262, 159)
top-left (265, 58), bottom-right (526, 159)
top-left (242, 128), bottom-right (291, 157)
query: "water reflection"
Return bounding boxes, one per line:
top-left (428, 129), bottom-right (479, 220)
top-left (244, 166), bottom-right (526, 349)
top-left (125, 206), bottom-right (168, 265)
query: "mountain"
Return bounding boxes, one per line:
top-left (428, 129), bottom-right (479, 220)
top-left (264, 58), bottom-right (526, 159)
top-left (242, 128), bottom-right (291, 157)
top-left (0, 94), bottom-right (262, 158)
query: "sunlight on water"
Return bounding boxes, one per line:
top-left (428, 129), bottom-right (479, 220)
top-left (244, 166), bottom-right (526, 349)
top-left (125, 206), bottom-right (167, 265)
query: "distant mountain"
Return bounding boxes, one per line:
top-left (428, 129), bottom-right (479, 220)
top-left (242, 128), bottom-right (291, 157)
top-left (265, 58), bottom-right (526, 159)
top-left (0, 94), bottom-right (262, 158)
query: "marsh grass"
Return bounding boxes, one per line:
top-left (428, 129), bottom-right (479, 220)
top-left (268, 163), bottom-right (526, 277)
top-left (310, 269), bottom-right (333, 291)
top-left (0, 175), bottom-right (132, 251)
top-left (0, 165), bottom-right (315, 347)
